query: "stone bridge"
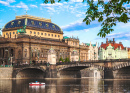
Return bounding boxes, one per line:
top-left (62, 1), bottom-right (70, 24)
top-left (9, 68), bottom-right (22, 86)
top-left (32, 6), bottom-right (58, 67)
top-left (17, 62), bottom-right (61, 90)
top-left (1, 59), bottom-right (130, 79)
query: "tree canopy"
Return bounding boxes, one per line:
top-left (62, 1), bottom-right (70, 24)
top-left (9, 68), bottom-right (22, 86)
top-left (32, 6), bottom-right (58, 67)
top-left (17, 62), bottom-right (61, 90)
top-left (43, 0), bottom-right (130, 37)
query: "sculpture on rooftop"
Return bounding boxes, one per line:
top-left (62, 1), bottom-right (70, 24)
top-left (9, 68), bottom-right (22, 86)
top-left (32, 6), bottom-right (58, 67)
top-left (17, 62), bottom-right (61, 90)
top-left (17, 25), bottom-right (26, 34)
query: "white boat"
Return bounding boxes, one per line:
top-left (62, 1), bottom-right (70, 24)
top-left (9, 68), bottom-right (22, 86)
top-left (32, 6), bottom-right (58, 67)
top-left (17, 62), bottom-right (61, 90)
top-left (29, 81), bottom-right (45, 86)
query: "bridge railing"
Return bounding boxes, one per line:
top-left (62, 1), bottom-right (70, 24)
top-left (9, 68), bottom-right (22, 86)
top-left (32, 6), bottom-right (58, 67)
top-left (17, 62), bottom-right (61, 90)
top-left (56, 58), bottom-right (130, 65)
top-left (0, 65), bottom-right (13, 67)
top-left (13, 63), bottom-right (47, 68)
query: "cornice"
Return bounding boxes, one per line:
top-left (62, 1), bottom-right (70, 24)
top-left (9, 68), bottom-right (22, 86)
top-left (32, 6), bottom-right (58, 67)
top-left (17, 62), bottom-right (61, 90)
top-left (2, 26), bottom-right (63, 34)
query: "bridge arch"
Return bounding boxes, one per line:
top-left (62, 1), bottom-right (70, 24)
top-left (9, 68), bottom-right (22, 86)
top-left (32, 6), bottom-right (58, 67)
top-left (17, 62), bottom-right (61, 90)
top-left (112, 62), bottom-right (130, 79)
top-left (113, 62), bottom-right (130, 70)
top-left (57, 63), bottom-right (104, 71)
top-left (57, 63), bottom-right (104, 78)
top-left (13, 67), bottom-right (46, 79)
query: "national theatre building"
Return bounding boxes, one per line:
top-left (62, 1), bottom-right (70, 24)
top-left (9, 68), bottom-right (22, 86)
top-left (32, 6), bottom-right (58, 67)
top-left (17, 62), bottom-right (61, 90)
top-left (0, 15), bottom-right (96, 65)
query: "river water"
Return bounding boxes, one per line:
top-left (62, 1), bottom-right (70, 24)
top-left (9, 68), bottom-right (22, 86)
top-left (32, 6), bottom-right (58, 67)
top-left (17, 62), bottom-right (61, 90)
top-left (0, 78), bottom-right (130, 93)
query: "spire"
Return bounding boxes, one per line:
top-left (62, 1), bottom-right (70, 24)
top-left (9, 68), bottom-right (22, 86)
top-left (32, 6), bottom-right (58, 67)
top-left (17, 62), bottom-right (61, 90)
top-left (96, 42), bottom-right (97, 47)
top-left (26, 10), bottom-right (27, 15)
top-left (90, 41), bottom-right (91, 46)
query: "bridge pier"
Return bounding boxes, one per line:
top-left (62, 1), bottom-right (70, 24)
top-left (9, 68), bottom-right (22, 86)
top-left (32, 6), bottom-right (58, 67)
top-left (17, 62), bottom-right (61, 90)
top-left (104, 68), bottom-right (114, 79)
top-left (45, 65), bottom-right (57, 78)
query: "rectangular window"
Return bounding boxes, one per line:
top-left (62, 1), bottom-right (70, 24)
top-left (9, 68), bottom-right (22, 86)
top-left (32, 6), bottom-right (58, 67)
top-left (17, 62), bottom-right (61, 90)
top-left (34, 32), bottom-right (36, 34)
top-left (58, 35), bottom-right (60, 37)
top-left (51, 34), bottom-right (53, 37)
top-left (6, 33), bottom-right (8, 35)
top-left (37, 32), bottom-right (39, 35)
top-left (13, 32), bottom-right (15, 34)
top-left (55, 35), bottom-right (57, 37)
top-left (48, 34), bottom-right (50, 36)
top-left (45, 33), bottom-right (47, 36)
top-left (41, 33), bottom-right (43, 35)
top-left (30, 31), bottom-right (32, 34)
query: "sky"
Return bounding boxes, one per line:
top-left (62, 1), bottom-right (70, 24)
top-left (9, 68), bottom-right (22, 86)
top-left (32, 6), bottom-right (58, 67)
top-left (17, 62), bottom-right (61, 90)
top-left (0, 0), bottom-right (130, 47)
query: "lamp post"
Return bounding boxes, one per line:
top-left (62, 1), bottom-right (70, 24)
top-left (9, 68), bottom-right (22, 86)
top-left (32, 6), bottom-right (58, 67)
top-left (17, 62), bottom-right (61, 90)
top-left (5, 49), bottom-right (10, 65)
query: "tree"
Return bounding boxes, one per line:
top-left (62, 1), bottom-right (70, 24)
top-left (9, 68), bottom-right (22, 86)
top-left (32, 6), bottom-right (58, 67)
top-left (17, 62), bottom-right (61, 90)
top-left (43, 0), bottom-right (130, 37)
top-left (65, 57), bottom-right (70, 62)
top-left (59, 57), bottom-right (64, 62)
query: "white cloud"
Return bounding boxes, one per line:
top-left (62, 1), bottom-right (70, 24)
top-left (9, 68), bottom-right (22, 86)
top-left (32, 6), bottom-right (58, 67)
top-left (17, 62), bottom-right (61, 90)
top-left (0, 0), bottom-right (15, 6)
top-left (30, 4), bottom-right (37, 8)
top-left (46, 7), bottom-right (55, 12)
top-left (7, 0), bottom-right (15, 3)
top-left (61, 19), bottom-right (83, 29)
top-left (70, 0), bottom-right (83, 2)
top-left (64, 29), bottom-right (89, 37)
top-left (16, 2), bottom-right (28, 10)
top-left (40, 2), bottom-right (63, 7)
top-left (0, 0), bottom-right (9, 6)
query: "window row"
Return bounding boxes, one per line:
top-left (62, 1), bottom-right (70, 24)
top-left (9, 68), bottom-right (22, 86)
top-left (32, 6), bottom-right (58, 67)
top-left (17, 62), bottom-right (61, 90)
top-left (30, 31), bottom-right (60, 37)
top-left (6, 32), bottom-right (15, 35)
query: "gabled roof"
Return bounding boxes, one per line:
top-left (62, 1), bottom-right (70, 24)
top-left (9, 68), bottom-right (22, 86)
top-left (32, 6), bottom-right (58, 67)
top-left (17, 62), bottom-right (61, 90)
top-left (100, 43), bottom-right (124, 50)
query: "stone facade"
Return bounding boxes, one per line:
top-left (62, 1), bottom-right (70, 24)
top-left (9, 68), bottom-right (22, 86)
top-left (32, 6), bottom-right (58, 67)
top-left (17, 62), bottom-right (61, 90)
top-left (0, 67), bottom-right (13, 78)
top-left (81, 42), bottom-right (98, 60)
top-left (99, 38), bottom-right (128, 60)
top-left (0, 15), bottom-right (89, 65)
top-left (128, 48), bottom-right (130, 58)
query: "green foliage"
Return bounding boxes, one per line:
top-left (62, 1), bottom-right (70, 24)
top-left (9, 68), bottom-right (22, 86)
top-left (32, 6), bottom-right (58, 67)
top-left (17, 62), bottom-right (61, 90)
top-left (59, 57), bottom-right (64, 62)
top-left (42, 0), bottom-right (130, 37)
top-left (83, 0), bottom-right (130, 37)
top-left (65, 57), bottom-right (70, 62)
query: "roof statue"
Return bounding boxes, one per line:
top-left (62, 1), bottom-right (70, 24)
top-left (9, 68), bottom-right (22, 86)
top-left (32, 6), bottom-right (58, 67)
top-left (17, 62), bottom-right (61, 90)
top-left (17, 25), bottom-right (26, 34)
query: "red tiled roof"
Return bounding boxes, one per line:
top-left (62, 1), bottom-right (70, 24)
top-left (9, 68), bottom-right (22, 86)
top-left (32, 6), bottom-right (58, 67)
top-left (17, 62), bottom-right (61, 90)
top-left (100, 43), bottom-right (124, 50)
top-left (128, 48), bottom-right (130, 51)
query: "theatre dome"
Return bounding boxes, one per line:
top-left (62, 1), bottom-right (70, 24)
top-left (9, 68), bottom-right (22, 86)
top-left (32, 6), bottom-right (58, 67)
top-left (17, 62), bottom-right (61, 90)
top-left (3, 15), bottom-right (62, 32)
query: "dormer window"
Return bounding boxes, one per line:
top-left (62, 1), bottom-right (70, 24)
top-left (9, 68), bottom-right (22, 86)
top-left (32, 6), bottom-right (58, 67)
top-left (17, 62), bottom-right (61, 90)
top-left (31, 21), bottom-right (34, 25)
top-left (39, 22), bottom-right (42, 26)
top-left (11, 22), bottom-right (14, 25)
top-left (46, 24), bottom-right (49, 27)
top-left (52, 25), bottom-right (55, 28)
top-left (18, 21), bottom-right (21, 25)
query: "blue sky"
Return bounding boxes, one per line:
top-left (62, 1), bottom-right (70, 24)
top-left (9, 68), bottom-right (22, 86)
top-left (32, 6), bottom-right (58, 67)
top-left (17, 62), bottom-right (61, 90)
top-left (0, 0), bottom-right (130, 47)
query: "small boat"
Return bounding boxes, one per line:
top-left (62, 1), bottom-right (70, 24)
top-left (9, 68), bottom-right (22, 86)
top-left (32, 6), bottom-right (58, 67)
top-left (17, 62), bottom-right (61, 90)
top-left (29, 81), bottom-right (45, 86)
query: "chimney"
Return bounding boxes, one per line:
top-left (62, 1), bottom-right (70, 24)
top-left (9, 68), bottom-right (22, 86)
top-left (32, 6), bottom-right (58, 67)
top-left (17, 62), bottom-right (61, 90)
top-left (119, 42), bottom-right (122, 44)
top-left (113, 38), bottom-right (115, 44)
top-left (106, 38), bottom-right (108, 43)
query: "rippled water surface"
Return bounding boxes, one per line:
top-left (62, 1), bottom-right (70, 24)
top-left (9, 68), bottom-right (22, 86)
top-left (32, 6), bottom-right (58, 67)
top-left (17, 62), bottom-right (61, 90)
top-left (0, 78), bottom-right (130, 93)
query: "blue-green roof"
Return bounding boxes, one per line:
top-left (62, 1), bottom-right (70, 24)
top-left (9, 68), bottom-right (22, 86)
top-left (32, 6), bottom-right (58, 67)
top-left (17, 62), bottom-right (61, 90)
top-left (63, 36), bottom-right (70, 39)
top-left (85, 43), bottom-right (96, 46)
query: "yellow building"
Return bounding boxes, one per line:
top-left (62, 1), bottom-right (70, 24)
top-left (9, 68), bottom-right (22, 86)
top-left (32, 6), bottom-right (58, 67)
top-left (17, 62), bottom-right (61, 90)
top-left (128, 48), bottom-right (130, 58)
top-left (2, 15), bottom-right (63, 40)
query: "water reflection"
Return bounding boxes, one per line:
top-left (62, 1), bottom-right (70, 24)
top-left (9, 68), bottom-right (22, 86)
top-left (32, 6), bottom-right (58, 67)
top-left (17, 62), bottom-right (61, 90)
top-left (0, 78), bottom-right (130, 93)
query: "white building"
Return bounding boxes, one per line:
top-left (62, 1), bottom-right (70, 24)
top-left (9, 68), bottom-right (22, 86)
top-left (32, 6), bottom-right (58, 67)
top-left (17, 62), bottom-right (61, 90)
top-left (99, 38), bottom-right (128, 60)
top-left (81, 42), bottom-right (98, 60)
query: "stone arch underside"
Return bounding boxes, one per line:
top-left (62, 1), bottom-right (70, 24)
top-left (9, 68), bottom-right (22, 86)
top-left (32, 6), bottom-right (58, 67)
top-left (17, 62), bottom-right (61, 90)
top-left (13, 67), bottom-right (45, 79)
top-left (113, 66), bottom-right (130, 79)
top-left (57, 64), bottom-right (104, 78)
